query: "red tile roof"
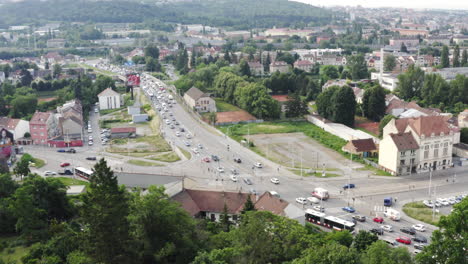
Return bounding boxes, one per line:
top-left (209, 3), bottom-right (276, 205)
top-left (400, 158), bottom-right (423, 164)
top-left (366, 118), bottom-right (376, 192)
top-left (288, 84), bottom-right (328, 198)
top-left (294, 60), bottom-right (313, 66)
top-left (110, 127), bottom-right (136, 134)
top-left (346, 138), bottom-right (377, 152)
top-left (254, 192), bottom-right (289, 216)
top-left (30, 111), bottom-right (51, 125)
top-left (390, 132), bottom-right (419, 151)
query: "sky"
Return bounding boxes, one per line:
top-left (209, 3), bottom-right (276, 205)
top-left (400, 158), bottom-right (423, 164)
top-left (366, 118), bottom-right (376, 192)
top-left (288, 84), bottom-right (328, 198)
top-left (292, 0), bottom-right (468, 10)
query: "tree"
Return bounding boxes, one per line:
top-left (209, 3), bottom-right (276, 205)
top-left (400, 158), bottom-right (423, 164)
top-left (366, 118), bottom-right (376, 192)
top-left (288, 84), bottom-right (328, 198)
top-left (384, 54), bottom-right (396, 72)
top-left (144, 44), bottom-right (159, 59)
top-left (264, 53), bottom-right (271, 72)
top-left (416, 197), bottom-right (468, 264)
top-left (347, 54), bottom-right (368, 80)
top-left (453, 45), bottom-right (460, 67)
top-left (332, 86), bottom-right (356, 127)
top-left (379, 115), bottom-right (396, 137)
top-left (145, 57), bottom-right (161, 72)
top-left (326, 230), bottom-right (354, 247)
top-left (285, 93), bottom-right (309, 118)
top-left (208, 112), bottom-right (217, 125)
top-left (131, 55), bottom-right (145, 64)
top-left (81, 159), bottom-right (132, 264)
top-left (223, 50), bottom-right (231, 63)
top-left (461, 49), bottom-right (468, 67)
top-left (292, 243), bottom-right (360, 264)
top-left (53, 64), bottom-right (62, 78)
top-left (220, 203), bottom-right (231, 232)
top-left (362, 240), bottom-right (413, 264)
top-left (321, 65), bottom-right (339, 80)
top-left (396, 64), bottom-right (424, 100)
top-left (441, 45), bottom-right (449, 68)
top-left (241, 195), bottom-right (256, 214)
top-left (362, 85), bottom-right (386, 121)
top-left (352, 230), bottom-right (378, 252)
top-left (13, 158), bottom-right (30, 178)
top-left (400, 42), bottom-right (408, 53)
top-left (461, 127), bottom-right (468, 144)
top-left (20, 69), bottom-right (33, 86)
top-left (239, 59), bottom-right (251, 77)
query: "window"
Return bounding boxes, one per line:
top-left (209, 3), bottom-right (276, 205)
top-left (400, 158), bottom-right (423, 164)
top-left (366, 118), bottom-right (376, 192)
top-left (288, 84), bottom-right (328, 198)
top-left (434, 149), bottom-right (439, 158)
top-left (400, 151), bottom-right (406, 157)
top-left (407, 167), bottom-right (410, 172)
top-left (411, 158), bottom-right (415, 165)
top-left (424, 150), bottom-right (429, 159)
top-left (424, 145), bottom-right (429, 150)
top-left (410, 150), bottom-right (416, 155)
top-left (443, 160), bottom-right (446, 165)
top-left (444, 142), bottom-right (448, 147)
top-left (434, 144), bottom-right (439, 149)
top-left (400, 160), bottom-right (405, 165)
top-left (443, 148), bottom-right (448, 156)
top-left (232, 215), bottom-right (238, 221)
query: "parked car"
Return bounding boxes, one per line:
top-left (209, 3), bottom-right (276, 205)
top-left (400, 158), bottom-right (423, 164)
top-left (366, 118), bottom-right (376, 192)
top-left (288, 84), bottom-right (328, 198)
top-left (400, 227), bottom-right (416, 235)
top-left (352, 215), bottom-right (366, 222)
top-left (396, 236), bottom-right (412, 245)
top-left (60, 162), bottom-right (71, 167)
top-left (58, 169), bottom-right (73, 175)
top-left (192, 148), bottom-right (199, 154)
top-left (370, 228), bottom-right (384, 236)
top-left (230, 168), bottom-right (238, 175)
top-left (373, 217), bottom-right (384, 223)
top-left (57, 149), bottom-right (66, 153)
top-left (381, 225), bottom-right (393, 232)
top-left (343, 183), bottom-right (356, 189)
top-left (197, 143), bottom-right (203, 149)
top-left (175, 131), bottom-right (181, 137)
top-left (88, 141), bottom-right (93, 146)
top-left (313, 205), bottom-right (325, 212)
top-left (66, 148), bottom-right (76, 153)
top-left (217, 167), bottom-right (225, 173)
top-left (86, 157), bottom-right (97, 161)
top-left (295, 197), bottom-right (307, 205)
top-left (412, 235), bottom-right (427, 243)
top-left (44, 171), bottom-right (57, 176)
top-left (250, 189), bottom-right (258, 195)
top-left (230, 175), bottom-right (238, 182)
top-left (254, 162), bottom-right (263, 168)
top-left (184, 141), bottom-right (191, 147)
top-left (202, 157), bottom-right (210, 163)
top-left (342, 206), bottom-right (356, 213)
top-left (270, 178), bottom-right (280, 184)
top-left (211, 155), bottom-right (220, 161)
top-left (412, 224), bottom-right (426, 232)
top-left (414, 244), bottom-right (426, 250)
top-left (243, 178), bottom-right (252, 185)
top-left (234, 157), bottom-right (242, 163)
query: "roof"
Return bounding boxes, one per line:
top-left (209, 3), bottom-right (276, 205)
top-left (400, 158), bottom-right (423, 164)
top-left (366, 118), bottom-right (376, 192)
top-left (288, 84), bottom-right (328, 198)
top-left (0, 117), bottom-right (10, 128)
top-left (254, 192), bottom-right (289, 216)
top-left (248, 62), bottom-right (262, 68)
top-left (6, 118), bottom-right (21, 130)
top-left (294, 60), bottom-right (313, 66)
top-left (270, 61), bottom-right (288, 66)
top-left (407, 116), bottom-right (451, 137)
top-left (390, 132), bottom-right (419, 151)
top-left (271, 95), bottom-right (291, 102)
top-left (97, 88), bottom-right (120, 97)
top-left (30, 111), bottom-right (51, 125)
top-left (172, 189), bottom-right (254, 216)
top-left (110, 127), bottom-right (136, 134)
top-left (66, 185), bottom-right (86, 195)
top-left (185, 86), bottom-right (209, 101)
top-left (347, 138), bottom-right (377, 152)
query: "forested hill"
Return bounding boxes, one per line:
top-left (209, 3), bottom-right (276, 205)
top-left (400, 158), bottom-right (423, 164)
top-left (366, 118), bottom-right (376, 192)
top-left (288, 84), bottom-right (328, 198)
top-left (0, 0), bottom-right (332, 29)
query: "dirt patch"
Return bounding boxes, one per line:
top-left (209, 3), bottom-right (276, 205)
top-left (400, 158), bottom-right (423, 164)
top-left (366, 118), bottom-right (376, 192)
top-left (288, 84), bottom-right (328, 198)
top-left (355, 122), bottom-right (380, 136)
top-left (216, 110), bottom-right (257, 124)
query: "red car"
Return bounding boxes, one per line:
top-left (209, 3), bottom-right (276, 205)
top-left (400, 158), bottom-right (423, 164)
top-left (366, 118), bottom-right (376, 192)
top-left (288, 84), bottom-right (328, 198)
top-left (373, 217), bottom-right (384, 223)
top-left (60, 162), bottom-right (71, 167)
top-left (396, 236), bottom-right (411, 245)
top-left (201, 157), bottom-right (210, 163)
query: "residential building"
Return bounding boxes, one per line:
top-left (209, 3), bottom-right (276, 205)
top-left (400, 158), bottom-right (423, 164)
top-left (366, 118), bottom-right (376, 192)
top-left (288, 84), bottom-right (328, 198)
top-left (183, 87), bottom-right (217, 113)
top-left (342, 138), bottom-right (378, 158)
top-left (0, 71), bottom-right (5, 84)
top-left (293, 60), bottom-right (313, 72)
top-left (458, 109), bottom-right (468, 128)
top-left (269, 61), bottom-right (289, 73)
top-left (423, 67), bottom-right (468, 81)
top-left (424, 35), bottom-right (452, 46)
top-left (46, 38), bottom-right (66, 48)
top-left (110, 127), bottom-right (136, 138)
top-left (378, 132), bottom-right (419, 175)
top-left (389, 37), bottom-right (420, 47)
top-left (393, 28), bottom-right (429, 37)
top-left (254, 192), bottom-right (305, 224)
top-left (453, 35), bottom-right (468, 45)
top-left (371, 72), bottom-right (399, 91)
top-left (4, 118), bottom-right (29, 140)
top-left (30, 111), bottom-right (52, 145)
top-left (248, 62), bottom-right (264, 76)
top-left (98, 88), bottom-right (121, 110)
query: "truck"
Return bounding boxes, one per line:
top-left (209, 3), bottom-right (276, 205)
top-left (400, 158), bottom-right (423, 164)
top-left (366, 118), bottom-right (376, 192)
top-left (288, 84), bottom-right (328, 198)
top-left (384, 197), bottom-right (393, 206)
top-left (311, 188), bottom-right (329, 200)
top-left (384, 208), bottom-right (401, 221)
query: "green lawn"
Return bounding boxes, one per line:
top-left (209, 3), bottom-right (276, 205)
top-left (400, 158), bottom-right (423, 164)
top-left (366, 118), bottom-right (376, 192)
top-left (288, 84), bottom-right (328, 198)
top-left (128, 159), bottom-right (163, 167)
top-left (55, 177), bottom-right (89, 187)
top-left (32, 157), bottom-right (45, 168)
top-left (215, 98), bottom-right (241, 112)
top-left (179, 147), bottom-right (192, 160)
top-left (149, 152), bottom-right (181, 162)
top-left (403, 201), bottom-right (440, 225)
top-left (0, 236), bottom-right (34, 263)
top-left (289, 168), bottom-right (340, 178)
top-left (37, 90), bottom-right (57, 98)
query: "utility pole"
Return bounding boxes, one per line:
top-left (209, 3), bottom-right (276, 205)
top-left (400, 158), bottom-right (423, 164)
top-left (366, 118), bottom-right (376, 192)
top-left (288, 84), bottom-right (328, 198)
top-left (428, 167), bottom-right (433, 197)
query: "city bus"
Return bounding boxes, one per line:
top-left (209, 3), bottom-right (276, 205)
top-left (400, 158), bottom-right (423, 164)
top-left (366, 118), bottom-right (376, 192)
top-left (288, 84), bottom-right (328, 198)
top-left (305, 209), bottom-right (355, 232)
top-left (74, 167), bottom-right (93, 180)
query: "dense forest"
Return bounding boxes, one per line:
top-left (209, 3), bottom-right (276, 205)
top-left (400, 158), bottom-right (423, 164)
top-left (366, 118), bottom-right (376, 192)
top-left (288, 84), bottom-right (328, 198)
top-left (0, 0), bottom-right (332, 29)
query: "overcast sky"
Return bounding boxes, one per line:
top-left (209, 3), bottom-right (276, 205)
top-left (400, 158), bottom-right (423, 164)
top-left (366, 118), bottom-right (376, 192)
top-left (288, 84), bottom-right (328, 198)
top-left (292, 0), bottom-right (468, 10)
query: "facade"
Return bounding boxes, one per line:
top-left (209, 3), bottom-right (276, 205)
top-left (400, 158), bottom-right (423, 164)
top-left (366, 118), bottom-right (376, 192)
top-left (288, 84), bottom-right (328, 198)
top-left (98, 88), bottom-right (121, 110)
top-left (293, 60), bottom-right (313, 72)
top-left (0, 117), bottom-right (30, 140)
top-left (389, 37), bottom-right (420, 47)
top-left (46, 38), bottom-right (66, 48)
top-left (343, 138), bottom-right (378, 158)
top-left (30, 112), bottom-right (52, 145)
top-left (183, 87), bottom-right (216, 113)
top-left (378, 132), bottom-right (419, 175)
top-left (458, 109), bottom-right (468, 128)
top-left (269, 61), bottom-right (289, 73)
top-left (371, 72), bottom-right (399, 91)
top-left (248, 62), bottom-right (264, 76)
top-left (424, 35), bottom-right (452, 45)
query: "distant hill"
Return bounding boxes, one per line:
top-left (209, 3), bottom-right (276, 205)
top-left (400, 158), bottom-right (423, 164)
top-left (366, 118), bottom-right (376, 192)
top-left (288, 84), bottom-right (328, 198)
top-left (0, 0), bottom-right (332, 29)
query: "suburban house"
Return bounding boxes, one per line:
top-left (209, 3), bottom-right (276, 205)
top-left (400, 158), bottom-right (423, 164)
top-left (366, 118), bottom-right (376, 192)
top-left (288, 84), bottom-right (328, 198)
top-left (379, 116), bottom-right (457, 175)
top-left (110, 127), bottom-right (136, 138)
top-left (183, 87), bottom-right (216, 113)
top-left (0, 117), bottom-right (30, 141)
top-left (30, 111), bottom-right (52, 145)
top-left (248, 62), bottom-right (264, 76)
top-left (293, 60), bottom-right (313, 72)
top-left (269, 61), bottom-right (289, 73)
top-left (342, 138), bottom-right (378, 158)
top-left (98, 88), bottom-right (121, 110)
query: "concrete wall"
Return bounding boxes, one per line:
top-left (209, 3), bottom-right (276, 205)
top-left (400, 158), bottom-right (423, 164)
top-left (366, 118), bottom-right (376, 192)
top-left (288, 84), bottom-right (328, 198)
top-left (306, 115), bottom-right (378, 142)
top-left (378, 136), bottom-right (398, 175)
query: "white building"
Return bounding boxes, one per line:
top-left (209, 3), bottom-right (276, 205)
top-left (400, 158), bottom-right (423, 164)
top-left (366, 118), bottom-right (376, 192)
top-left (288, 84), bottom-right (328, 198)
top-left (183, 87), bottom-right (216, 113)
top-left (98, 88), bottom-right (121, 110)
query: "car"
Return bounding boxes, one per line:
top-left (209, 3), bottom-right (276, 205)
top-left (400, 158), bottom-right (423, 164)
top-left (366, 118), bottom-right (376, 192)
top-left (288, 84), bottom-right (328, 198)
top-left (381, 225), bottom-right (393, 232)
top-left (192, 148), bottom-right (199, 154)
top-left (172, 117), bottom-right (176, 121)
top-left (57, 149), bottom-right (66, 153)
top-left (197, 143), bottom-right (203, 149)
top-left (396, 236), bottom-right (412, 245)
top-left (373, 217), bottom-right (384, 223)
top-left (59, 169), bottom-right (73, 175)
top-left (231, 168), bottom-right (238, 175)
top-left (370, 228), bottom-right (384, 236)
top-left (250, 189), bottom-right (258, 195)
top-left (60, 162), bottom-right (70, 167)
top-left (440, 199), bottom-right (450, 206)
top-left (434, 201), bottom-right (442, 207)
top-left (202, 157), bottom-right (210, 163)
top-left (342, 206), bottom-right (356, 213)
top-left (243, 178), bottom-right (252, 185)
top-left (413, 249), bottom-right (422, 255)
top-left (184, 141), bottom-right (191, 147)
top-left (352, 215), bottom-right (366, 222)
top-left (211, 155), bottom-right (220, 162)
top-left (230, 175), bottom-right (238, 182)
top-left (88, 135), bottom-right (93, 141)
top-left (66, 148), bottom-right (76, 153)
top-left (165, 120), bottom-right (171, 125)
top-left (400, 227), bottom-right (416, 235)
top-left (234, 157), bottom-right (242, 163)
top-left (44, 171), bottom-right (57, 176)
top-left (414, 244), bottom-right (426, 250)
top-left (88, 141), bottom-right (93, 146)
top-left (412, 235), bottom-right (427, 243)
top-left (175, 132), bottom-right (181, 137)
top-left (295, 197), bottom-right (307, 205)
top-left (170, 125), bottom-right (175, 129)
top-left (307, 197), bottom-right (320, 204)
top-left (313, 205), bottom-right (325, 212)
top-left (180, 128), bottom-right (185, 132)
top-left (254, 162), bottom-right (263, 168)
top-left (217, 167), bottom-right (225, 173)
top-left (94, 108), bottom-right (98, 113)
top-left (412, 224), bottom-right (426, 232)
top-left (270, 178), bottom-right (280, 184)
top-left (343, 183), bottom-right (356, 189)
top-left (86, 157), bottom-right (97, 161)
top-left (174, 121), bottom-right (179, 125)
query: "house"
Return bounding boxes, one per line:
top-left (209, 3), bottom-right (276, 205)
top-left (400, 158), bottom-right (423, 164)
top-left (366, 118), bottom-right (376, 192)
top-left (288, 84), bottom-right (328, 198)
top-left (98, 88), bottom-right (121, 110)
top-left (0, 71), bottom-right (5, 84)
top-left (132, 114), bottom-right (149, 123)
top-left (127, 106), bottom-right (141, 115)
top-left (271, 95), bottom-right (291, 113)
top-left (254, 192), bottom-right (305, 224)
top-left (453, 35), bottom-right (468, 45)
top-left (183, 87), bottom-right (216, 113)
top-left (424, 35), bottom-right (452, 46)
top-left (343, 138), bottom-right (378, 158)
top-left (0, 117), bottom-right (30, 140)
top-left (458, 109), bottom-right (468, 128)
top-left (294, 60), bottom-right (313, 72)
top-left (46, 38), bottom-right (66, 48)
top-left (379, 116), bottom-right (457, 175)
top-left (30, 111), bottom-right (52, 145)
top-left (269, 61), bottom-right (289, 73)
top-left (110, 127), bottom-right (136, 138)
top-left (389, 37), bottom-right (420, 47)
top-left (248, 62), bottom-right (264, 76)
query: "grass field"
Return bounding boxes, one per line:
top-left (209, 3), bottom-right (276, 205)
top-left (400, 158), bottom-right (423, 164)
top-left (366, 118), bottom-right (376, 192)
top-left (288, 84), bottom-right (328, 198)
top-left (403, 201), bottom-right (440, 225)
top-left (215, 98), bottom-right (241, 112)
top-left (149, 152), bottom-right (181, 162)
top-left (32, 157), bottom-right (45, 168)
top-left (128, 159), bottom-right (163, 167)
top-left (55, 177), bottom-right (89, 187)
top-left (179, 147), bottom-right (192, 160)
top-left (289, 168), bottom-right (340, 178)
top-left (0, 236), bottom-right (33, 263)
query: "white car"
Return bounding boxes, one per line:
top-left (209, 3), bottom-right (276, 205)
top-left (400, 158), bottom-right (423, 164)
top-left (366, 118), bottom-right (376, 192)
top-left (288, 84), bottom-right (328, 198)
top-left (175, 131), bottom-right (181, 137)
top-left (217, 167), bottom-right (225, 173)
top-left (381, 225), bottom-right (393, 232)
top-left (230, 175), bottom-right (238, 182)
top-left (88, 141), bottom-right (93, 146)
top-left (192, 148), bottom-right (199, 154)
top-left (254, 162), bottom-right (263, 168)
top-left (412, 224), bottom-right (426, 232)
top-left (270, 178), bottom-right (280, 184)
top-left (295, 197), bottom-right (307, 205)
top-left (44, 171), bottom-right (57, 176)
top-left (88, 135), bottom-right (93, 141)
top-left (307, 197), bottom-right (320, 204)
top-left (313, 205), bottom-right (325, 212)
top-left (165, 120), bottom-right (171, 125)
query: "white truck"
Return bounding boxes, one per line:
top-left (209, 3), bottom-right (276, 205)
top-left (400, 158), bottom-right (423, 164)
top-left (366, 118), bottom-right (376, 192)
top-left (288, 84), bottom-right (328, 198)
top-left (311, 188), bottom-right (329, 200)
top-left (384, 208), bottom-right (401, 221)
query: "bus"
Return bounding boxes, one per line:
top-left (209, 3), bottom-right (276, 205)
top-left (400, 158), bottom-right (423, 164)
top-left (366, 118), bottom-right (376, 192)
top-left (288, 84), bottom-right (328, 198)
top-left (305, 209), bottom-right (355, 232)
top-left (75, 167), bottom-right (93, 180)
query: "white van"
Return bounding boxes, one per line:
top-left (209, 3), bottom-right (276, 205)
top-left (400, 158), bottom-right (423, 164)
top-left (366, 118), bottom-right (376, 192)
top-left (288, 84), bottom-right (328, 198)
top-left (269, 191), bottom-right (280, 198)
top-left (312, 188), bottom-right (329, 200)
top-left (384, 208), bottom-right (401, 221)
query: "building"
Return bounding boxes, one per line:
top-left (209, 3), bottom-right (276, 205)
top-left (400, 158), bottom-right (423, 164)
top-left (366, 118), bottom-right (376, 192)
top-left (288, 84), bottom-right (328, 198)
top-left (389, 37), bottom-right (420, 47)
top-left (183, 87), bottom-right (216, 113)
top-left (293, 60), bottom-right (313, 72)
top-left (98, 88), bottom-right (121, 110)
top-left (0, 71), bottom-right (5, 84)
top-left (0, 117), bottom-right (30, 140)
top-left (254, 192), bottom-right (305, 224)
top-left (342, 138), bottom-right (378, 158)
top-left (453, 35), bottom-right (468, 45)
top-left (458, 109), bottom-right (468, 128)
top-left (352, 87), bottom-right (364, 104)
top-left (424, 67), bottom-right (468, 81)
top-left (379, 116), bottom-right (457, 175)
top-left (424, 35), bottom-right (452, 46)
top-left (110, 127), bottom-right (136, 138)
top-left (30, 111), bottom-right (52, 145)
top-left (393, 28), bottom-right (429, 37)
top-left (248, 62), bottom-right (264, 76)
top-left (127, 106), bottom-right (141, 115)
top-left (269, 61), bottom-right (289, 73)
top-left (132, 114), bottom-right (149, 123)
top-left (46, 38), bottom-right (66, 48)
top-left (371, 72), bottom-right (399, 91)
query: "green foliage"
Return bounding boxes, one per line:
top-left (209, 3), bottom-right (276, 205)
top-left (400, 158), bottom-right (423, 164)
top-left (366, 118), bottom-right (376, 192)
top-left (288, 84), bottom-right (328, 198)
top-left (453, 45), bottom-right (460, 67)
top-left (347, 54), bottom-right (368, 80)
top-left (352, 230), bottom-right (378, 252)
top-left (362, 240), bottom-right (413, 264)
top-left (285, 93), bottom-right (309, 118)
top-left (144, 44), bottom-right (159, 59)
top-left (13, 158), bottom-right (30, 178)
top-left (317, 85), bottom-right (356, 126)
top-left (292, 242), bottom-right (360, 264)
top-left (239, 59), bottom-right (251, 77)
top-left (384, 54), bottom-right (396, 71)
top-left (379, 115), bottom-right (396, 137)
top-left (441, 45), bottom-right (450, 68)
top-left (326, 230), bottom-right (354, 247)
top-left (321, 65), bottom-right (339, 80)
top-left (461, 127), bottom-right (468, 144)
top-left (362, 85), bottom-right (386, 121)
top-left (396, 64), bottom-right (425, 100)
top-left (462, 49), bottom-right (468, 67)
